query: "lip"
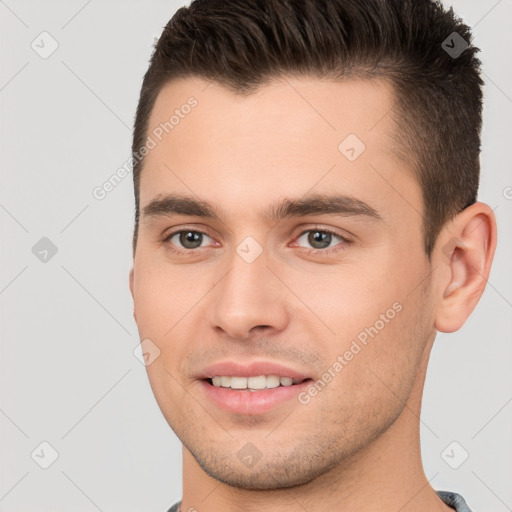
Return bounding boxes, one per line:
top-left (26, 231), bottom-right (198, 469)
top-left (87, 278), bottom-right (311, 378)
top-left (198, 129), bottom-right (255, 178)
top-left (198, 360), bottom-right (311, 381)
top-left (199, 378), bottom-right (312, 415)
top-left (197, 360), bottom-right (313, 415)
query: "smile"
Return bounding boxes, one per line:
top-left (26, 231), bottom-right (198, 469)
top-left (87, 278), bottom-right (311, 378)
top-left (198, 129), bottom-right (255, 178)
top-left (209, 374), bottom-right (307, 391)
top-left (200, 376), bottom-right (313, 414)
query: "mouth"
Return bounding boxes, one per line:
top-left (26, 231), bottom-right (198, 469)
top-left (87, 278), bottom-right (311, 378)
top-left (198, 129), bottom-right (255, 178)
top-left (197, 360), bottom-right (315, 414)
top-left (199, 374), bottom-right (314, 414)
top-left (204, 375), bottom-right (312, 391)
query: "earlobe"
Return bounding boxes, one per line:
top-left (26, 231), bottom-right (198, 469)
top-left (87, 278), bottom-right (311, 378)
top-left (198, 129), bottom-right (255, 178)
top-left (434, 203), bottom-right (497, 333)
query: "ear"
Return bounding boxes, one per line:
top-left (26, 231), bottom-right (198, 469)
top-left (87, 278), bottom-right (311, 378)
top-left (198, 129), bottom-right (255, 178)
top-left (129, 267), bottom-right (137, 322)
top-left (433, 202), bottom-right (497, 333)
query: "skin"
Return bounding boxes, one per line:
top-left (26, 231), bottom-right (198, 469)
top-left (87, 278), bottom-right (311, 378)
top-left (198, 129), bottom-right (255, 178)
top-left (129, 76), bottom-right (496, 512)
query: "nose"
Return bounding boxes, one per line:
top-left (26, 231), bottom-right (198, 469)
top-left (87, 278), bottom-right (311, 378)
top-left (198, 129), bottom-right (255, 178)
top-left (208, 247), bottom-right (291, 341)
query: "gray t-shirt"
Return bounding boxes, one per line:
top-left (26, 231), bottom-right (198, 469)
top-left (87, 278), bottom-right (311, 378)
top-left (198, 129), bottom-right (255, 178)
top-left (166, 490), bottom-right (473, 512)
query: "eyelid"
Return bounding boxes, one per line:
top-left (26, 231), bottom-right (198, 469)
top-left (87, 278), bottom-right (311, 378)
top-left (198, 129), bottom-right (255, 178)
top-left (296, 222), bottom-right (355, 240)
top-left (162, 225), bottom-right (216, 251)
top-left (291, 225), bottom-right (351, 253)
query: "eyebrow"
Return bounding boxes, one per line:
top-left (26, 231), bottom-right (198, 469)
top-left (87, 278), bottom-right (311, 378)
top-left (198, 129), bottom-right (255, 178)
top-left (141, 193), bottom-right (382, 224)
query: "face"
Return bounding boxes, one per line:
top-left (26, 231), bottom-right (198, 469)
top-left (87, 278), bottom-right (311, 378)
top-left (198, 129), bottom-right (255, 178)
top-left (130, 76), bottom-right (436, 489)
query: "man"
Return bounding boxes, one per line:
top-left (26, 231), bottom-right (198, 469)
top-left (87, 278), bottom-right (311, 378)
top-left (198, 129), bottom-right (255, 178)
top-left (128, 0), bottom-right (497, 510)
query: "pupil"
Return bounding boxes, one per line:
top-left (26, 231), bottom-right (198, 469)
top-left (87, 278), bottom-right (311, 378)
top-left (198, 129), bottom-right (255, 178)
top-left (180, 231), bottom-right (202, 249)
top-left (309, 231), bottom-right (331, 249)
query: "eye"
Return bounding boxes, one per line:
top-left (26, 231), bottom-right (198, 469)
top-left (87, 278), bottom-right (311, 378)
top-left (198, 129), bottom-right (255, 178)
top-left (164, 229), bottom-right (214, 251)
top-left (162, 226), bottom-right (350, 256)
top-left (295, 228), bottom-right (348, 253)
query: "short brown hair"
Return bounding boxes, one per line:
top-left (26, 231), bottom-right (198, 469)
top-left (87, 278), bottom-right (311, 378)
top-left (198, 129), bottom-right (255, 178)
top-left (131, 0), bottom-right (483, 257)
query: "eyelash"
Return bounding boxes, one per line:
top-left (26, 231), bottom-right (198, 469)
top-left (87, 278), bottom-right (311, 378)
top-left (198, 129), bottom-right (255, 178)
top-left (162, 226), bottom-right (351, 256)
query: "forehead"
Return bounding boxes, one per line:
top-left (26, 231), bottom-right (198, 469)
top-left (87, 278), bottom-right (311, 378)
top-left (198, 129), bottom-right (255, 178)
top-left (146, 75), bottom-right (398, 156)
top-left (139, 75), bottom-right (420, 226)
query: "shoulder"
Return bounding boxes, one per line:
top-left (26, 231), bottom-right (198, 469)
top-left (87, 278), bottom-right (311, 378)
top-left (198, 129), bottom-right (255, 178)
top-left (437, 490), bottom-right (474, 512)
top-left (165, 501), bottom-right (181, 512)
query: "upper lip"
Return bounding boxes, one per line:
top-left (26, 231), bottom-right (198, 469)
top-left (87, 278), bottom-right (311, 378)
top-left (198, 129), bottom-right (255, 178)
top-left (198, 360), bottom-right (311, 381)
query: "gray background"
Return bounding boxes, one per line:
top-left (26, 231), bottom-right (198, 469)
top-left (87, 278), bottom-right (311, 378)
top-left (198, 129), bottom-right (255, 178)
top-left (0, 1), bottom-right (510, 511)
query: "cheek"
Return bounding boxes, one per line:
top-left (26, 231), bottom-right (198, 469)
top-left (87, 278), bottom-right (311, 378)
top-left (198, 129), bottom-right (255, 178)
top-left (132, 257), bottom-right (220, 392)
top-left (322, 251), bottom-right (428, 345)
top-left (305, 263), bottom-right (431, 405)
top-left (307, 302), bottom-right (425, 439)
top-left (287, 263), bottom-right (405, 346)
top-left (132, 257), bottom-right (202, 335)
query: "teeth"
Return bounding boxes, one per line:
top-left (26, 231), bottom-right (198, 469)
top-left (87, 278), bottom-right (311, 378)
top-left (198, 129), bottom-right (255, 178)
top-left (248, 375), bottom-right (267, 389)
top-left (266, 375), bottom-right (280, 388)
top-left (210, 374), bottom-right (300, 390)
top-left (280, 377), bottom-right (293, 386)
top-left (230, 376), bottom-right (247, 389)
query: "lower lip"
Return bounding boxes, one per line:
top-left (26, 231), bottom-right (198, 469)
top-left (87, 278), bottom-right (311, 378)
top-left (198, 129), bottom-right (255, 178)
top-left (199, 379), bottom-right (312, 415)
